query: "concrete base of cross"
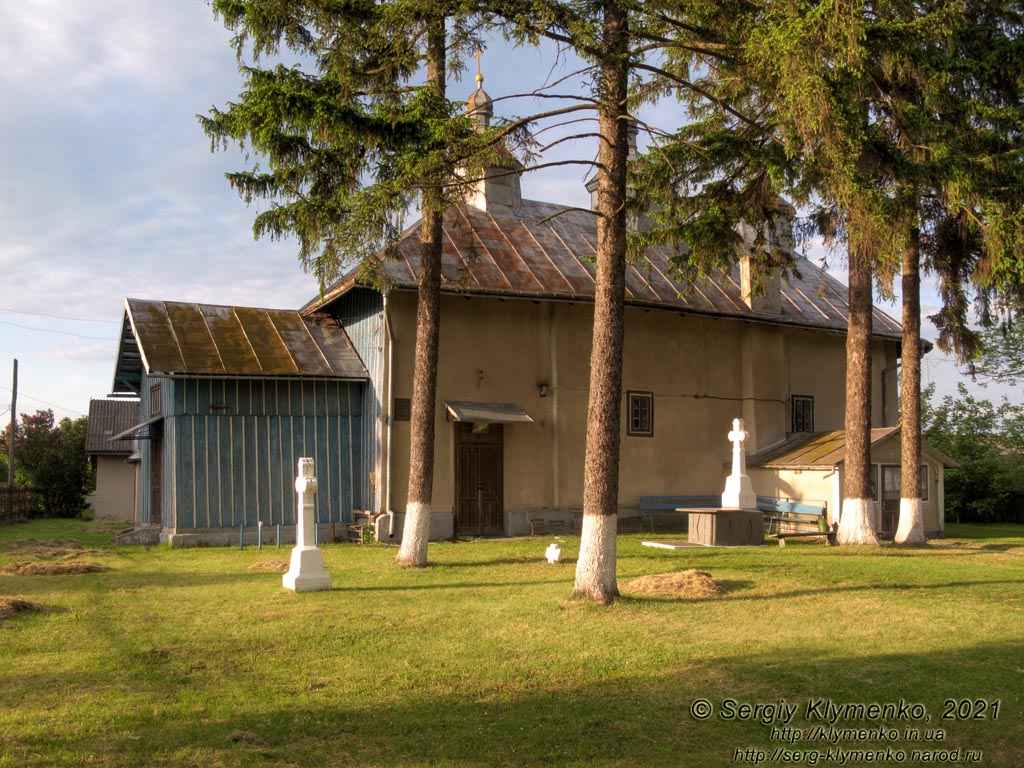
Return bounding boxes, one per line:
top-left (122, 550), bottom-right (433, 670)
top-left (283, 546), bottom-right (333, 592)
top-left (722, 474), bottom-right (757, 511)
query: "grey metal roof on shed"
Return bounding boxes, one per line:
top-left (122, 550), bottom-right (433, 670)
top-left (112, 299), bottom-right (367, 393)
top-left (303, 199), bottom-right (903, 339)
top-left (85, 398), bottom-right (140, 455)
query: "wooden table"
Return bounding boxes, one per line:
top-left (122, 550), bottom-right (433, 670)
top-left (680, 507), bottom-right (765, 547)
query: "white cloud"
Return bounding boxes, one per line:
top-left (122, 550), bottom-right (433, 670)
top-left (41, 341), bottom-right (116, 365)
top-left (0, 1), bottom-right (237, 95)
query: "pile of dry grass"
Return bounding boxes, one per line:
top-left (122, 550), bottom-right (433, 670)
top-left (248, 560), bottom-right (289, 572)
top-left (1, 561), bottom-right (110, 576)
top-left (1, 539), bottom-right (97, 560)
top-left (622, 569), bottom-right (722, 598)
top-left (0, 597), bottom-right (45, 619)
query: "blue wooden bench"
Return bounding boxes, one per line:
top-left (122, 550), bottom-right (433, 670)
top-left (756, 496), bottom-right (836, 544)
top-left (639, 495), bottom-right (721, 533)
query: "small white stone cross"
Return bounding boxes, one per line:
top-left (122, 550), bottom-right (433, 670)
top-left (728, 418), bottom-right (748, 479)
top-left (283, 457), bottom-right (333, 593)
top-left (722, 418), bottom-right (757, 510)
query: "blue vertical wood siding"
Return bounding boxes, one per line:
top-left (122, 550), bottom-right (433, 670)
top-left (138, 376), bottom-right (151, 526)
top-left (148, 377), bottom-right (364, 529)
top-left (326, 288), bottom-right (385, 512)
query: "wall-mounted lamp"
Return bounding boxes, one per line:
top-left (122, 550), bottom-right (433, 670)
top-left (538, 383), bottom-right (549, 398)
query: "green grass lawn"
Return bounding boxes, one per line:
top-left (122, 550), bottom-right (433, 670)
top-left (1, 520), bottom-right (1021, 767)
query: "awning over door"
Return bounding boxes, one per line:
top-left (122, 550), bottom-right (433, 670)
top-left (109, 413), bottom-right (164, 442)
top-left (445, 401), bottom-right (534, 424)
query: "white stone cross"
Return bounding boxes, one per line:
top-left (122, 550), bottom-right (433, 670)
top-left (722, 418), bottom-right (757, 510)
top-left (283, 457), bottom-right (333, 592)
top-left (728, 419), bottom-right (748, 478)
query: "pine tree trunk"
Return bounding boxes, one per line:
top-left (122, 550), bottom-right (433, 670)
top-left (837, 238), bottom-right (880, 545)
top-left (396, 19), bottom-right (445, 567)
top-left (895, 228), bottom-right (925, 544)
top-left (573, 1), bottom-right (629, 603)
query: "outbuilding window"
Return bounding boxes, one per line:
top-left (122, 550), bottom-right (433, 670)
top-left (149, 383), bottom-right (162, 417)
top-left (627, 391), bottom-right (654, 437)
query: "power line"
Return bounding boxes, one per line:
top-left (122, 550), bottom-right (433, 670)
top-left (0, 319), bottom-right (118, 342)
top-left (0, 385), bottom-right (85, 417)
top-left (0, 306), bottom-right (119, 324)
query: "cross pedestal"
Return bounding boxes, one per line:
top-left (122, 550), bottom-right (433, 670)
top-left (283, 458), bottom-right (332, 592)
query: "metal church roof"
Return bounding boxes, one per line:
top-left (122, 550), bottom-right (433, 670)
top-left (303, 199), bottom-right (903, 339)
top-left (112, 299), bottom-right (367, 394)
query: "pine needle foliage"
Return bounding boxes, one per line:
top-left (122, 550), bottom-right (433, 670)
top-left (200, 0), bottom-right (490, 291)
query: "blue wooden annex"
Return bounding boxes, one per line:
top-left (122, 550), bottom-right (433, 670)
top-left (111, 299), bottom-right (368, 544)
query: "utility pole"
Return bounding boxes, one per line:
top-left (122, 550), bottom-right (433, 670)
top-left (7, 359), bottom-right (16, 520)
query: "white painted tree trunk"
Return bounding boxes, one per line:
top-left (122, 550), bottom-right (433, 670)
top-left (894, 498), bottom-right (925, 545)
top-left (897, 232), bottom-right (925, 548)
top-left (396, 501), bottom-right (431, 567)
top-left (836, 498), bottom-right (880, 545)
top-left (574, 512), bottom-right (619, 603)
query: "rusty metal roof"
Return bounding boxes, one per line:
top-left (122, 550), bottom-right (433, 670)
top-left (747, 427), bottom-right (958, 469)
top-left (85, 398), bottom-right (140, 455)
top-left (303, 199), bottom-right (903, 338)
top-left (112, 299), bottom-right (367, 393)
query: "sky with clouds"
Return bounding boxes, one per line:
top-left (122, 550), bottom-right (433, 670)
top-left (0, 1), bottom-right (1011, 425)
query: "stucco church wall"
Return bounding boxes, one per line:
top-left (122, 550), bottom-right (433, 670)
top-left (384, 292), bottom-right (891, 531)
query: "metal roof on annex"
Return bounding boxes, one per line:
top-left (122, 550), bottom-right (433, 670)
top-left (302, 199), bottom-right (903, 339)
top-left (112, 299), bottom-right (368, 395)
top-left (747, 427), bottom-right (959, 469)
top-left (85, 398), bottom-right (140, 455)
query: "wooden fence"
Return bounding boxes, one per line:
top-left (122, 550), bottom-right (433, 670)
top-left (0, 487), bottom-right (40, 526)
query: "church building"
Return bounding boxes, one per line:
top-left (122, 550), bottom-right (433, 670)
top-left (107, 76), bottom-right (952, 545)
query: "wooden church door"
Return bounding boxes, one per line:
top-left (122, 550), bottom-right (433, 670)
top-left (454, 423), bottom-right (503, 536)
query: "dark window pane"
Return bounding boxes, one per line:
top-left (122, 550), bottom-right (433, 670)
top-left (627, 391), bottom-right (653, 437)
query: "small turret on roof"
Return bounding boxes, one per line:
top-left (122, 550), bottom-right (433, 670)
top-left (467, 49), bottom-right (493, 130)
top-left (462, 51), bottom-right (523, 217)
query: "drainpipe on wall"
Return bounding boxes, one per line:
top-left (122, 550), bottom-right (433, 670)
top-left (383, 293), bottom-right (396, 538)
top-left (881, 361), bottom-right (901, 426)
top-left (549, 302), bottom-right (559, 510)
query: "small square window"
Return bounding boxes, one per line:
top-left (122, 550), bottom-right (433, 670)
top-left (627, 391), bottom-right (654, 437)
top-left (393, 398), bottom-right (411, 422)
top-left (792, 395), bottom-right (814, 433)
